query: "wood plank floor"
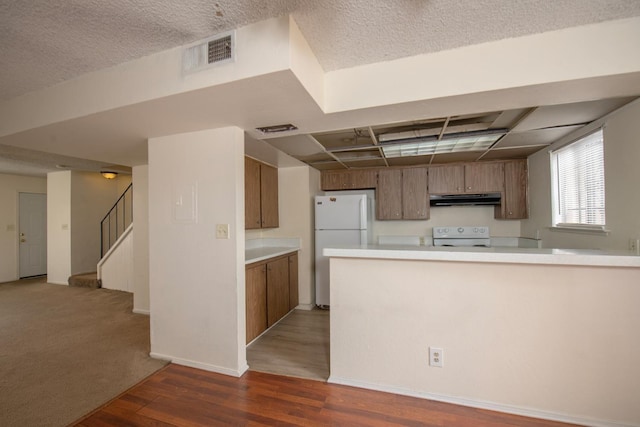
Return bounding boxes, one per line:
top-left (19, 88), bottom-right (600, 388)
top-left (75, 363), bottom-right (583, 426)
top-left (247, 308), bottom-right (330, 381)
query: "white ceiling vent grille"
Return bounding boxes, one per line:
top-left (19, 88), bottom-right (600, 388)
top-left (183, 31), bottom-right (235, 74)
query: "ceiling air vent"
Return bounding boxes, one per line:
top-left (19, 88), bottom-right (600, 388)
top-left (256, 124), bottom-right (299, 134)
top-left (183, 31), bottom-right (235, 74)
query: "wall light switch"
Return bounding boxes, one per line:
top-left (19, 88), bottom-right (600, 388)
top-left (6, 224), bottom-right (15, 231)
top-left (216, 224), bottom-right (230, 239)
top-left (61, 224), bottom-right (69, 230)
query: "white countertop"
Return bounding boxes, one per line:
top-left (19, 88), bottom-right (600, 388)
top-left (245, 238), bottom-right (300, 264)
top-left (324, 244), bottom-right (640, 267)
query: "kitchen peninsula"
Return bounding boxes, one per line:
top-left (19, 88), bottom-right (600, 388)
top-left (325, 245), bottom-right (640, 426)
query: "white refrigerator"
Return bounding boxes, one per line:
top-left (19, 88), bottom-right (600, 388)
top-left (314, 194), bottom-right (371, 307)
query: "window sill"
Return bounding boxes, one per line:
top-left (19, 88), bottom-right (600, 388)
top-left (549, 225), bottom-right (610, 235)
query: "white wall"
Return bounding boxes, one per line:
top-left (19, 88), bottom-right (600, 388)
top-left (47, 171), bottom-right (71, 285)
top-left (148, 127), bottom-right (247, 376)
top-left (132, 165), bottom-right (150, 314)
top-left (70, 171), bottom-right (125, 274)
top-left (329, 257), bottom-right (640, 426)
top-left (524, 99), bottom-right (640, 250)
top-left (0, 173), bottom-right (46, 283)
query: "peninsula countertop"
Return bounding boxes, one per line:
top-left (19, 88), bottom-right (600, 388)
top-left (323, 244), bottom-right (640, 268)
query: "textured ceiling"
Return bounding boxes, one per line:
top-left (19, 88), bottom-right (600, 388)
top-left (2, 0), bottom-right (640, 102)
top-left (1, 0), bottom-right (640, 176)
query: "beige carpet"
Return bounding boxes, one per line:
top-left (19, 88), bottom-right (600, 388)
top-left (0, 277), bottom-right (167, 427)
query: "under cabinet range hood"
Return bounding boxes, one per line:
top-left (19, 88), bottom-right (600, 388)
top-left (430, 193), bottom-right (501, 206)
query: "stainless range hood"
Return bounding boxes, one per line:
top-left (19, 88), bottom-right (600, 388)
top-left (430, 193), bottom-right (501, 206)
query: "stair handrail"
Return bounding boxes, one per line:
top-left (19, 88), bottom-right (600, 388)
top-left (100, 183), bottom-right (133, 257)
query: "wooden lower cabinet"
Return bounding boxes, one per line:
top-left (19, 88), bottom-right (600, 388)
top-left (245, 252), bottom-right (298, 344)
top-left (288, 253), bottom-right (299, 311)
top-left (267, 257), bottom-right (289, 327)
top-left (245, 263), bottom-right (267, 344)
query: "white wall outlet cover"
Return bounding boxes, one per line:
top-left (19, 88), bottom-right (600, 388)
top-left (216, 224), bottom-right (230, 239)
top-left (429, 347), bottom-right (444, 367)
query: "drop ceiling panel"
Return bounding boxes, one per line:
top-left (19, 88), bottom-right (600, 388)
top-left (264, 134), bottom-right (325, 157)
top-left (495, 125), bottom-right (582, 148)
top-left (342, 159), bottom-right (388, 168)
top-left (387, 155), bottom-right (433, 167)
top-left (309, 161), bottom-right (345, 170)
top-left (430, 151), bottom-right (485, 164)
top-left (297, 152), bottom-right (335, 163)
top-left (512, 98), bottom-right (636, 132)
top-left (481, 146), bottom-right (544, 160)
top-left (313, 130), bottom-right (375, 150)
top-left (332, 149), bottom-right (382, 161)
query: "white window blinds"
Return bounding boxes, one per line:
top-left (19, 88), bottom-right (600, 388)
top-left (552, 129), bottom-right (605, 226)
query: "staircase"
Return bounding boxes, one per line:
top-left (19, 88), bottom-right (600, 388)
top-left (68, 272), bottom-right (101, 288)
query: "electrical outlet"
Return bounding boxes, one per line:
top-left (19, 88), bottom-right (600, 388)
top-left (216, 224), bottom-right (230, 239)
top-left (429, 347), bottom-right (444, 367)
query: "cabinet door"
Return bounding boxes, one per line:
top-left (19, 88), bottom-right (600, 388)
top-left (246, 264), bottom-right (267, 343)
top-left (349, 169), bottom-right (378, 189)
top-left (321, 169), bottom-right (378, 190)
top-left (260, 163), bottom-right (279, 228)
top-left (402, 168), bottom-right (429, 220)
top-left (501, 160), bottom-right (528, 219)
top-left (428, 165), bottom-right (464, 194)
top-left (267, 257), bottom-right (289, 327)
top-left (244, 157), bottom-right (262, 229)
top-left (321, 170), bottom-right (350, 190)
top-left (288, 253), bottom-right (298, 311)
top-left (465, 163), bottom-right (504, 193)
top-left (376, 169), bottom-right (403, 220)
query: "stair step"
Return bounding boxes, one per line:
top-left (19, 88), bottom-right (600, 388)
top-left (68, 272), bottom-right (102, 288)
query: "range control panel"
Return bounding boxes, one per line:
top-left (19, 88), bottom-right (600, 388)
top-left (432, 226), bottom-right (490, 239)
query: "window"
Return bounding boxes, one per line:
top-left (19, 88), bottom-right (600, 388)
top-left (551, 129), bottom-right (605, 228)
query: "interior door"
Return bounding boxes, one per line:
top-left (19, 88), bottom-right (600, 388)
top-left (19, 193), bottom-right (47, 278)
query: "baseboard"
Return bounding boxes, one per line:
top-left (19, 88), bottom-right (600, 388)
top-left (149, 352), bottom-right (248, 378)
top-left (49, 281), bottom-right (68, 286)
top-left (295, 303), bottom-right (315, 311)
top-left (132, 308), bottom-right (150, 315)
top-left (327, 376), bottom-right (635, 427)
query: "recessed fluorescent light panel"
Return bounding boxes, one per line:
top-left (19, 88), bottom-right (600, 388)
top-left (380, 130), bottom-right (506, 158)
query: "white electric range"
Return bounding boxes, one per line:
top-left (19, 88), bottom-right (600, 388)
top-left (432, 226), bottom-right (491, 247)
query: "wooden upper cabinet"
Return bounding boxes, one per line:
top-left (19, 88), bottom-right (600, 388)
top-left (376, 169), bottom-right (403, 220)
top-left (260, 163), bottom-right (279, 228)
top-left (496, 160), bottom-right (528, 219)
top-left (244, 157), bottom-right (279, 229)
top-left (428, 163), bottom-right (504, 194)
top-left (464, 163), bottom-right (504, 193)
top-left (401, 168), bottom-right (429, 220)
top-left (245, 157), bottom-right (262, 229)
top-left (428, 165), bottom-right (464, 194)
top-left (377, 168), bottom-right (428, 220)
top-left (321, 169), bottom-right (378, 190)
